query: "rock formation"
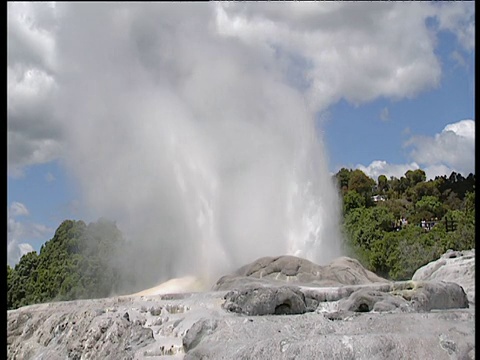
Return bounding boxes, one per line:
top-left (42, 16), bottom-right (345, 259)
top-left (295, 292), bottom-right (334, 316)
top-left (7, 250), bottom-right (475, 359)
top-left (413, 249), bottom-right (475, 305)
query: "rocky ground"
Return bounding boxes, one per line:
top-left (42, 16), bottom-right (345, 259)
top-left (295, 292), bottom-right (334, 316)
top-left (7, 249), bottom-right (475, 359)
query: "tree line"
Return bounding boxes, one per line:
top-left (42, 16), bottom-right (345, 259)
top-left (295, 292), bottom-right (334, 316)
top-left (7, 169), bottom-right (475, 310)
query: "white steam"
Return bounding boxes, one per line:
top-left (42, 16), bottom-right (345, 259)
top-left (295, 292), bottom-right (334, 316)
top-left (52, 3), bottom-right (342, 288)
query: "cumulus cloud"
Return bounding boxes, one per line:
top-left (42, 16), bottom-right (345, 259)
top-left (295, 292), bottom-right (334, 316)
top-left (434, 1), bottom-right (475, 52)
top-left (406, 119), bottom-right (475, 177)
top-left (7, 3), bottom-right (63, 178)
top-left (357, 119), bottom-right (475, 181)
top-left (8, 2), bottom-right (475, 177)
top-left (7, 202), bottom-right (54, 267)
top-left (216, 2), bottom-right (443, 110)
top-left (10, 201), bottom-right (30, 216)
top-left (356, 160), bottom-right (421, 181)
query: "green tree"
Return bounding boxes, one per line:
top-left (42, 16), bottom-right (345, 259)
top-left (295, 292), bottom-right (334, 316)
top-left (343, 190), bottom-right (365, 215)
top-left (348, 169), bottom-right (375, 205)
top-left (407, 180), bottom-right (440, 203)
top-left (343, 206), bottom-right (396, 270)
top-left (413, 195), bottom-right (444, 223)
top-left (7, 218), bottom-right (128, 310)
top-left (335, 168), bottom-right (352, 195)
top-left (405, 169), bottom-right (426, 187)
top-left (377, 174), bottom-right (388, 194)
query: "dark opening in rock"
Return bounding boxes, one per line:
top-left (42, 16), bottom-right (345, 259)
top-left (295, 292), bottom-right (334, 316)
top-left (275, 300), bottom-right (292, 315)
top-left (357, 303), bottom-right (370, 312)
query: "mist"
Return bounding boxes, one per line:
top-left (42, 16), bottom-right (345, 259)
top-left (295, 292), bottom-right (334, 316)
top-left (53, 3), bottom-right (343, 290)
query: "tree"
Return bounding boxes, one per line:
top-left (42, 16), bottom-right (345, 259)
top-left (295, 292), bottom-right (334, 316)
top-left (377, 175), bottom-right (388, 194)
top-left (463, 191), bottom-right (475, 214)
top-left (348, 169), bottom-right (375, 205)
top-left (7, 218), bottom-right (128, 310)
top-left (343, 190), bottom-right (365, 215)
top-left (414, 195), bottom-right (444, 222)
top-left (335, 168), bottom-right (352, 195)
top-left (408, 180), bottom-right (440, 203)
top-left (405, 169), bottom-right (426, 187)
top-left (343, 206), bottom-right (395, 269)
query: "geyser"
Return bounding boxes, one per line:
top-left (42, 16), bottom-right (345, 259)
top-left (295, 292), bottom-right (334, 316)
top-left (55, 3), bottom-right (343, 291)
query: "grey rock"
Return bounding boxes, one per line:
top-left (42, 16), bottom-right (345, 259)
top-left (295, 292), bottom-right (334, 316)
top-left (413, 249), bottom-right (475, 305)
top-left (214, 255), bottom-right (388, 291)
top-left (222, 286), bottom-right (308, 316)
top-left (7, 250), bottom-right (475, 359)
top-left (185, 309), bottom-right (475, 360)
top-left (337, 280), bottom-right (469, 313)
top-left (183, 318), bottom-right (218, 351)
top-left (338, 288), bottom-right (410, 313)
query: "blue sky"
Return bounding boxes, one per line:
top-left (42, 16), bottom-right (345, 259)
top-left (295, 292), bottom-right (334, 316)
top-left (7, 2), bottom-right (475, 268)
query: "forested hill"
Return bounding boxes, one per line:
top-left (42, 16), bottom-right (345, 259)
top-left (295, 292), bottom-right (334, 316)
top-left (7, 218), bottom-right (134, 310)
top-left (336, 169), bottom-right (475, 280)
top-left (7, 169), bottom-right (475, 310)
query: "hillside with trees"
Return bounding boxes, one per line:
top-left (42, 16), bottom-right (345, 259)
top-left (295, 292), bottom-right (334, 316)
top-left (7, 218), bottom-right (135, 310)
top-left (7, 170), bottom-right (475, 310)
top-left (337, 169), bottom-right (475, 280)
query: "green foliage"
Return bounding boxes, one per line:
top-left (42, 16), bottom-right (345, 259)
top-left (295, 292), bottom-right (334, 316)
top-left (342, 190), bottom-right (365, 215)
top-left (343, 206), bottom-right (396, 271)
top-left (335, 167), bottom-right (352, 195)
top-left (412, 195), bottom-right (444, 224)
top-left (336, 168), bottom-right (476, 281)
top-left (405, 169), bottom-right (426, 187)
top-left (7, 218), bottom-right (127, 310)
top-left (377, 175), bottom-right (388, 194)
top-left (347, 169), bottom-right (376, 206)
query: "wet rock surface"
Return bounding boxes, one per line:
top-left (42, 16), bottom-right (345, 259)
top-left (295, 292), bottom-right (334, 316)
top-left (7, 250), bottom-right (475, 359)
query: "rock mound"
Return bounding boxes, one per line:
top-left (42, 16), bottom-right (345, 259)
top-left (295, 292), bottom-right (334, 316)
top-left (213, 255), bottom-right (387, 291)
top-left (216, 253), bottom-right (470, 317)
top-left (412, 249), bottom-right (475, 305)
top-left (222, 286), bottom-right (309, 316)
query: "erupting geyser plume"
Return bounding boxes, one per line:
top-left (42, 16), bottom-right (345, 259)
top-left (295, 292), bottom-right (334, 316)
top-left (55, 3), bottom-right (343, 290)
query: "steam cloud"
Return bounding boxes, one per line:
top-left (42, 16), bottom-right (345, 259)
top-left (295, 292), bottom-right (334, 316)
top-left (53, 3), bottom-right (342, 288)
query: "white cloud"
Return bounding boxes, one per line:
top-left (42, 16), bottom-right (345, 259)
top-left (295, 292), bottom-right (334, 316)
top-left (434, 1), bottom-right (475, 52)
top-left (7, 202), bottom-right (54, 267)
top-left (356, 160), bottom-right (420, 181)
top-left (9, 201), bottom-right (29, 216)
top-left (7, 217), bottom-right (33, 267)
top-left (356, 119), bottom-right (475, 181)
top-left (406, 119), bottom-right (475, 177)
top-left (7, 2), bottom-right (473, 174)
top-left (7, 2), bottom-right (62, 178)
top-left (7, 239), bottom-right (35, 268)
top-left (216, 2), bottom-right (444, 111)
top-left (7, 2), bottom-right (57, 72)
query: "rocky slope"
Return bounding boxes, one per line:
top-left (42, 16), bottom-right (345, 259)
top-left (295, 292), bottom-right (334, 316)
top-left (7, 250), bottom-right (475, 359)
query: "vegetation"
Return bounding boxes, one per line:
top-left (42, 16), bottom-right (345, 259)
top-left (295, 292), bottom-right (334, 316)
top-left (337, 169), bottom-right (475, 280)
top-left (7, 218), bottom-right (131, 310)
top-left (7, 169), bottom-right (475, 310)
